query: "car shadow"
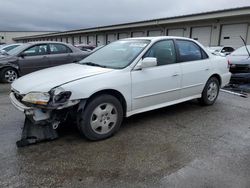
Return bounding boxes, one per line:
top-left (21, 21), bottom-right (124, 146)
top-left (58, 99), bottom-right (203, 141)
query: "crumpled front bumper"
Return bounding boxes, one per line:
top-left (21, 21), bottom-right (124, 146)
top-left (9, 92), bottom-right (31, 112)
top-left (9, 92), bottom-right (58, 147)
top-left (10, 92), bottom-right (50, 122)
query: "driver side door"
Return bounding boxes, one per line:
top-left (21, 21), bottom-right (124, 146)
top-left (131, 40), bottom-right (181, 112)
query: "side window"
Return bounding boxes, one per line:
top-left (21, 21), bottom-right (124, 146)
top-left (49, 44), bottom-right (72, 54)
top-left (22, 44), bottom-right (48, 56)
top-left (144, 40), bottom-right (177, 66)
top-left (176, 40), bottom-right (206, 62)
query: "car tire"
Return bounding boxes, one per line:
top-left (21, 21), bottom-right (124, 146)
top-left (77, 94), bottom-right (123, 141)
top-left (0, 67), bottom-right (18, 83)
top-left (199, 77), bottom-right (220, 106)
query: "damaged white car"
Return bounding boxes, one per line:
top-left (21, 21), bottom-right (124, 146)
top-left (10, 37), bottom-right (231, 147)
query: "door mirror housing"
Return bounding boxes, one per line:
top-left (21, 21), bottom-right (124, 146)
top-left (141, 57), bottom-right (157, 69)
top-left (19, 52), bottom-right (27, 58)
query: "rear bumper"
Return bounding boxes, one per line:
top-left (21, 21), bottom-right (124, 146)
top-left (230, 65), bottom-right (250, 73)
top-left (221, 72), bottom-right (232, 87)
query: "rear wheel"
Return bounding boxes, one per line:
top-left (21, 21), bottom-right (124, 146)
top-left (0, 67), bottom-right (18, 83)
top-left (199, 77), bottom-right (220, 106)
top-left (77, 94), bottom-right (123, 141)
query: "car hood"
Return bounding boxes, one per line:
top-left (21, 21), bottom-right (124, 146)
top-left (0, 55), bottom-right (17, 63)
top-left (11, 63), bottom-right (113, 94)
top-left (227, 55), bottom-right (250, 65)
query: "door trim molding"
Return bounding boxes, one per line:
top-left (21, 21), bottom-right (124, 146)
top-left (134, 87), bottom-right (181, 99)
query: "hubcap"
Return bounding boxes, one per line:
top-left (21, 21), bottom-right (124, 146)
top-left (5, 70), bottom-right (17, 83)
top-left (90, 103), bottom-right (118, 135)
top-left (207, 82), bottom-right (218, 102)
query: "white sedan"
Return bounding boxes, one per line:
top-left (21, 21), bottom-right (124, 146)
top-left (10, 37), bottom-right (231, 143)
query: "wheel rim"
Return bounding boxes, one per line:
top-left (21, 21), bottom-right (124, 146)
top-left (207, 82), bottom-right (218, 102)
top-left (4, 70), bottom-right (17, 83)
top-left (90, 103), bottom-right (118, 135)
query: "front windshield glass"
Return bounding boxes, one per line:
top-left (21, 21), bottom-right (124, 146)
top-left (7, 44), bottom-right (30, 56)
top-left (231, 46), bottom-right (250, 56)
top-left (79, 40), bottom-right (150, 69)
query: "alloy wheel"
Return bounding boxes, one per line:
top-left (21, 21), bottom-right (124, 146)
top-left (4, 70), bottom-right (17, 83)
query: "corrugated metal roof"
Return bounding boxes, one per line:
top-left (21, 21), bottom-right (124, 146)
top-left (13, 6), bottom-right (250, 40)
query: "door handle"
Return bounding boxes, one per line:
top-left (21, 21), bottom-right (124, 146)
top-left (43, 56), bottom-right (47, 58)
top-left (205, 68), bottom-right (210, 71)
top-left (172, 73), bottom-right (180, 77)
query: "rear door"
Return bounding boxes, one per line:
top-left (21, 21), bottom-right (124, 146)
top-left (131, 40), bottom-right (181, 111)
top-left (48, 43), bottom-right (73, 67)
top-left (18, 44), bottom-right (50, 75)
top-left (175, 40), bottom-right (211, 98)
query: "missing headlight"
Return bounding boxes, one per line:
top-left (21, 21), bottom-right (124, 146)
top-left (53, 91), bottom-right (72, 103)
top-left (51, 87), bottom-right (72, 104)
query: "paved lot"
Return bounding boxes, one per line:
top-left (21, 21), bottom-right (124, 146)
top-left (0, 83), bottom-right (250, 188)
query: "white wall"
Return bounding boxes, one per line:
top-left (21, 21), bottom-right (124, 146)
top-left (0, 31), bottom-right (53, 44)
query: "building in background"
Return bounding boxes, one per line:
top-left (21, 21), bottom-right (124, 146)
top-left (13, 6), bottom-right (250, 48)
top-left (0, 31), bottom-right (55, 44)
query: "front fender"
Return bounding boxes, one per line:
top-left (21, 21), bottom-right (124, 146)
top-left (0, 63), bottom-right (19, 71)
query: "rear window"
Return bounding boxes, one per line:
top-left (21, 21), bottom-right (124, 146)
top-left (231, 46), bottom-right (250, 56)
top-left (49, 44), bottom-right (72, 54)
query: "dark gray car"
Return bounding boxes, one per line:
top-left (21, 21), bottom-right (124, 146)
top-left (0, 42), bottom-right (89, 83)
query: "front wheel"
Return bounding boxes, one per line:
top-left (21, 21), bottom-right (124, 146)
top-left (0, 67), bottom-right (18, 83)
top-left (77, 94), bottom-right (123, 141)
top-left (199, 77), bottom-right (220, 106)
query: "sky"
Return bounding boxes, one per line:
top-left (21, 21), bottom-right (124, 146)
top-left (0, 0), bottom-right (249, 31)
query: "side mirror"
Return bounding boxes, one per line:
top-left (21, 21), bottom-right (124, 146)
top-left (19, 52), bottom-right (27, 58)
top-left (141, 57), bottom-right (157, 69)
top-left (0, 50), bottom-right (8, 55)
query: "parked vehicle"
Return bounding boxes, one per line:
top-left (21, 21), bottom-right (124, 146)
top-left (207, 46), bottom-right (235, 56)
top-left (0, 43), bottom-right (23, 55)
top-left (227, 45), bottom-right (250, 73)
top-left (0, 42), bottom-right (89, 83)
top-left (10, 37), bottom-right (231, 146)
top-left (75, 44), bottom-right (96, 52)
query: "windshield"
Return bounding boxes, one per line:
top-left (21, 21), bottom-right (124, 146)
top-left (231, 46), bottom-right (250, 56)
top-left (79, 40), bottom-right (150, 69)
top-left (7, 43), bottom-right (30, 56)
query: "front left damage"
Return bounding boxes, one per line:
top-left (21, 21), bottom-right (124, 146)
top-left (10, 87), bottom-right (82, 147)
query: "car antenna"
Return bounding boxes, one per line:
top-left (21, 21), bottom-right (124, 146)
top-left (240, 36), bottom-right (250, 58)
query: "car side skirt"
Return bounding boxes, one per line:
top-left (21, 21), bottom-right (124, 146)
top-left (126, 94), bottom-right (201, 117)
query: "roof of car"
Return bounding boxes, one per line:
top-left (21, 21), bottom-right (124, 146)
top-left (121, 36), bottom-right (197, 42)
top-left (27, 41), bottom-right (70, 45)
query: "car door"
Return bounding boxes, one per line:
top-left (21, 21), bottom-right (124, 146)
top-left (18, 44), bottom-right (50, 75)
top-left (175, 40), bottom-right (212, 98)
top-left (131, 40), bottom-right (181, 111)
top-left (47, 43), bottom-right (73, 67)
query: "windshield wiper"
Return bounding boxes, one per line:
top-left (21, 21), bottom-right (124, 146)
top-left (80, 62), bottom-right (107, 68)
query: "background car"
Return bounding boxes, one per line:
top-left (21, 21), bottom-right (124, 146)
top-left (0, 42), bottom-right (89, 83)
top-left (207, 46), bottom-right (235, 56)
top-left (0, 43), bottom-right (23, 55)
top-left (227, 45), bottom-right (250, 73)
top-left (75, 44), bottom-right (96, 52)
